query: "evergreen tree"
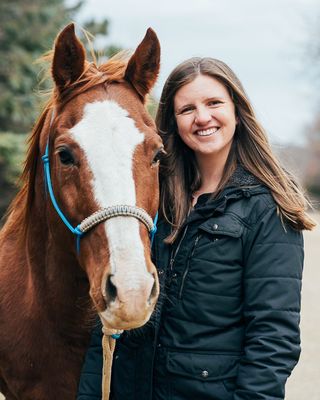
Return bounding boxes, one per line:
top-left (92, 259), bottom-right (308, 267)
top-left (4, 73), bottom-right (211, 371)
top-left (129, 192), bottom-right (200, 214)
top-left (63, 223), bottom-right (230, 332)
top-left (0, 0), bottom-right (121, 220)
top-left (0, 0), bottom-right (118, 134)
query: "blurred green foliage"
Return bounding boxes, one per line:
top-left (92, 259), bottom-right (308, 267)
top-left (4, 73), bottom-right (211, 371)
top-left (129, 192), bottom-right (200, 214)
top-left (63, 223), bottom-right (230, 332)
top-left (0, 132), bottom-right (26, 184)
top-left (0, 132), bottom-right (26, 219)
top-left (0, 0), bottom-right (120, 135)
top-left (0, 0), bottom-right (73, 134)
top-left (147, 96), bottom-right (159, 120)
top-left (0, 0), bottom-right (122, 220)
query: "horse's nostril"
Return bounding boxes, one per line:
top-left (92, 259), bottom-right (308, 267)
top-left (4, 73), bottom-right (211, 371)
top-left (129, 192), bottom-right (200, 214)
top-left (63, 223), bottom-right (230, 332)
top-left (106, 274), bottom-right (117, 302)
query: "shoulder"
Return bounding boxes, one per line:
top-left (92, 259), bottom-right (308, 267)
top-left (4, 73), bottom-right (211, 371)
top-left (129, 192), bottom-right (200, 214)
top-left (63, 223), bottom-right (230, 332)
top-left (226, 185), bottom-right (275, 226)
top-left (224, 165), bottom-right (276, 226)
top-left (225, 186), bottom-right (303, 247)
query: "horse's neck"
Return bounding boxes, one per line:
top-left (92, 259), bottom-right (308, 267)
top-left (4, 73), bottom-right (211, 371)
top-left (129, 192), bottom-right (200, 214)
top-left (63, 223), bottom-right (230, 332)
top-left (1, 193), bottom-right (92, 332)
top-left (0, 194), bottom-right (93, 398)
top-left (28, 209), bottom-right (91, 319)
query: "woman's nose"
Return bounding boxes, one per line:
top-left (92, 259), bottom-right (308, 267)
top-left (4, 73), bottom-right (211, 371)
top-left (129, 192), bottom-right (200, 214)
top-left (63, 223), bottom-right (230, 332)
top-left (194, 106), bottom-right (212, 125)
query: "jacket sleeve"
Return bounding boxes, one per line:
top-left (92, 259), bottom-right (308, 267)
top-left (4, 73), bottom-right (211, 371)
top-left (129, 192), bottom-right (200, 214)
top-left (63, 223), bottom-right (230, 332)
top-left (234, 206), bottom-right (304, 400)
top-left (77, 320), bottom-right (103, 400)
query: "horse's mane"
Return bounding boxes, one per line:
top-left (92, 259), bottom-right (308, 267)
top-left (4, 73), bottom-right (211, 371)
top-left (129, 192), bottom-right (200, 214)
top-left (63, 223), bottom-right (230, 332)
top-left (4, 52), bottom-right (130, 237)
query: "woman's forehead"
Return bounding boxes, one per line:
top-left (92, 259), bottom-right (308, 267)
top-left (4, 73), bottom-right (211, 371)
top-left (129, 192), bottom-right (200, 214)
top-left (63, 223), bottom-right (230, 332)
top-left (174, 75), bottom-right (231, 105)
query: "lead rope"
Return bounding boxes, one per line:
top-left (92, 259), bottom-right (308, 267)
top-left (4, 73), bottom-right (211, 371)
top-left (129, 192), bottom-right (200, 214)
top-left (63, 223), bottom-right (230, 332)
top-left (101, 213), bottom-right (158, 400)
top-left (101, 326), bottom-right (123, 400)
top-left (101, 212), bottom-right (158, 399)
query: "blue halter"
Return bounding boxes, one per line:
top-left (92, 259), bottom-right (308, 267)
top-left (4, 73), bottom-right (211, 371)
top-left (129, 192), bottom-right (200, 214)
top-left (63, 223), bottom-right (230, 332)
top-left (41, 140), bottom-right (158, 253)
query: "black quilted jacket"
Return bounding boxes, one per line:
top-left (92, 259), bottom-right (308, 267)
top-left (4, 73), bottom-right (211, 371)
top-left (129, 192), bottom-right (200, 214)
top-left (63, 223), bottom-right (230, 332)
top-left (78, 168), bottom-right (304, 400)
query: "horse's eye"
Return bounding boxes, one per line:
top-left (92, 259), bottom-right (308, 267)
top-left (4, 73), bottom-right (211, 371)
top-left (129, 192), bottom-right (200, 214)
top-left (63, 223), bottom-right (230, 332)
top-left (58, 148), bottom-right (75, 165)
top-left (152, 147), bottom-right (166, 166)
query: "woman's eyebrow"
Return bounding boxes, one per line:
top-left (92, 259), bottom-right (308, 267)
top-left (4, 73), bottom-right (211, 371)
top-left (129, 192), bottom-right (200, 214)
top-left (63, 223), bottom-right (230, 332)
top-left (206, 96), bottom-right (225, 101)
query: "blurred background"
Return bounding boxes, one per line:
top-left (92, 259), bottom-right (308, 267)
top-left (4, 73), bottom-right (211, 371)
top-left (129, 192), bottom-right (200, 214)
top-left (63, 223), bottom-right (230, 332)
top-left (0, 0), bottom-right (319, 399)
top-left (1, 0), bottom-right (320, 218)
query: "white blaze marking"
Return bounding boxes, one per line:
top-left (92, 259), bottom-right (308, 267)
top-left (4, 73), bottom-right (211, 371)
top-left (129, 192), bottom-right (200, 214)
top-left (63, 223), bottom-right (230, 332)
top-left (70, 100), bottom-right (148, 287)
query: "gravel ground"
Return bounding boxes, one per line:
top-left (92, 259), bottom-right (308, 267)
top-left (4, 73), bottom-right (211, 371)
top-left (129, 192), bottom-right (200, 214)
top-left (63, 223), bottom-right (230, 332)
top-left (1, 214), bottom-right (319, 400)
top-left (285, 212), bottom-right (320, 400)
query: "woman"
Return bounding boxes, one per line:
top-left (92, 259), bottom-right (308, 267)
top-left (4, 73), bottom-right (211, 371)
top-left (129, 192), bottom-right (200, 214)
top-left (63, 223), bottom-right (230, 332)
top-left (77, 57), bottom-right (315, 400)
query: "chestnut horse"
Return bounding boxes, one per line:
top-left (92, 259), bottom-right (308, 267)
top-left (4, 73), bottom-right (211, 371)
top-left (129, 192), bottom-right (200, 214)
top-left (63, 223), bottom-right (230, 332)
top-left (0, 24), bottom-right (162, 399)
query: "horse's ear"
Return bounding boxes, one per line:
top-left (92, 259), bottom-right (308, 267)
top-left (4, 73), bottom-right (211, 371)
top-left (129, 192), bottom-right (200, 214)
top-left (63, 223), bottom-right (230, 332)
top-left (52, 23), bottom-right (85, 90)
top-left (124, 28), bottom-right (160, 101)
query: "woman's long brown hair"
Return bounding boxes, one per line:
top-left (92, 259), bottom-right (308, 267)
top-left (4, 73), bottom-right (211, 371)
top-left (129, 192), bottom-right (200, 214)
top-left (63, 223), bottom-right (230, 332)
top-left (156, 57), bottom-right (316, 243)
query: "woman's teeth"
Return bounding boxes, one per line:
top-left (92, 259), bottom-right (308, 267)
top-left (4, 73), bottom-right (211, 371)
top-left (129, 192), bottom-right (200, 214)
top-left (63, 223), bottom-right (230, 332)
top-left (196, 127), bottom-right (219, 136)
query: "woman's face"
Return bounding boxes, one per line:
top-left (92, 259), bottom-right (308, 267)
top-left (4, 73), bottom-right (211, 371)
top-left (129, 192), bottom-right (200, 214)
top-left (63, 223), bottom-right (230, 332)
top-left (174, 74), bottom-right (237, 163)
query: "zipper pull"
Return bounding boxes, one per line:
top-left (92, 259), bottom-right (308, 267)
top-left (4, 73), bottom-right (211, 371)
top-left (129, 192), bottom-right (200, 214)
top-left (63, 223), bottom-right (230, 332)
top-left (188, 235), bottom-right (201, 260)
top-left (193, 235), bottom-right (200, 250)
top-left (169, 257), bottom-right (174, 271)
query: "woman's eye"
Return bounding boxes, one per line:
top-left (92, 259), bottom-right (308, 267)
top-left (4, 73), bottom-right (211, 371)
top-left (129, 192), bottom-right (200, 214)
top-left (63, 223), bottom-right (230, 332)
top-left (58, 148), bottom-right (75, 165)
top-left (180, 107), bottom-right (194, 114)
top-left (208, 100), bottom-right (222, 107)
top-left (152, 147), bottom-right (166, 166)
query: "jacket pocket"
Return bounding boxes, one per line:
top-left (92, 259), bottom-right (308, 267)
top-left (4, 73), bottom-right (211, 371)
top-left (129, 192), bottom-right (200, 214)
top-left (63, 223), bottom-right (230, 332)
top-left (198, 213), bottom-right (244, 238)
top-left (166, 352), bottom-right (240, 400)
top-left (167, 351), bottom-right (240, 381)
top-left (178, 215), bottom-right (244, 301)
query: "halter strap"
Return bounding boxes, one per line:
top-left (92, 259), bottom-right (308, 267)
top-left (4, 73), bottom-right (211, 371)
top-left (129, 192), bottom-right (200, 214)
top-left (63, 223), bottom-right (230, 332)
top-left (42, 140), bottom-right (158, 252)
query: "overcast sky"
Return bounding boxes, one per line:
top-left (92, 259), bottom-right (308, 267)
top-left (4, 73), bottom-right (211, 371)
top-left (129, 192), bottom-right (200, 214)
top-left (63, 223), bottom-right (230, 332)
top-left (71, 0), bottom-right (319, 145)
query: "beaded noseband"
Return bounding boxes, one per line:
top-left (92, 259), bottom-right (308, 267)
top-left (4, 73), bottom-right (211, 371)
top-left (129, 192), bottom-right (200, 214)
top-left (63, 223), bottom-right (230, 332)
top-left (41, 140), bottom-right (158, 253)
top-left (80, 205), bottom-right (155, 233)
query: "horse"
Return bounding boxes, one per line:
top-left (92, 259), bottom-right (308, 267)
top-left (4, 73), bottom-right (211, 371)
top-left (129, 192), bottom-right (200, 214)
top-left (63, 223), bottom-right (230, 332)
top-left (0, 23), bottom-right (162, 399)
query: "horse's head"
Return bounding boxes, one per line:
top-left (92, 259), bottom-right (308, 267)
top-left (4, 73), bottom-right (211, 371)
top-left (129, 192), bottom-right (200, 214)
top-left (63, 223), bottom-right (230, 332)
top-left (44, 24), bottom-right (162, 330)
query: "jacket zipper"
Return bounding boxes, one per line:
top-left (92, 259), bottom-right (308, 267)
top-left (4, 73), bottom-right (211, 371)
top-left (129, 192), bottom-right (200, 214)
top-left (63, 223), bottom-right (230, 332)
top-left (149, 228), bottom-right (190, 399)
top-left (169, 225), bottom-right (189, 272)
top-left (178, 234), bottom-right (201, 299)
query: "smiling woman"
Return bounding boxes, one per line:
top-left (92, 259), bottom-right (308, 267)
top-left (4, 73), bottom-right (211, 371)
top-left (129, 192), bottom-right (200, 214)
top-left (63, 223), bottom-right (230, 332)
top-left (78, 56), bottom-right (316, 400)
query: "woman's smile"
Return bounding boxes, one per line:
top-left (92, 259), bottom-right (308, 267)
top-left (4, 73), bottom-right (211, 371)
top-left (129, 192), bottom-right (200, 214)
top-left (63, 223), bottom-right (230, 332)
top-left (195, 126), bottom-right (220, 136)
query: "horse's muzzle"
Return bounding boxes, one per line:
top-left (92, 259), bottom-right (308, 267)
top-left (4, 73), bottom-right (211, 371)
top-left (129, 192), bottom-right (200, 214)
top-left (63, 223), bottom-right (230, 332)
top-left (100, 271), bottom-right (159, 330)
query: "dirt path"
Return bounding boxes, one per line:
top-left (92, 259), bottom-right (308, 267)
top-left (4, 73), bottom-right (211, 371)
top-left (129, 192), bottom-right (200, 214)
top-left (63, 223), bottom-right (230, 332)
top-left (1, 215), bottom-right (319, 399)
top-left (285, 212), bottom-right (320, 400)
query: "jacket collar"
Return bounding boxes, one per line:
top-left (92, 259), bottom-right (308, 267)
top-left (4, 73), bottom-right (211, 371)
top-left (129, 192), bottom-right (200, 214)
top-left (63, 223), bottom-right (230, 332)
top-left (185, 165), bottom-right (269, 224)
top-left (226, 164), bottom-right (260, 188)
